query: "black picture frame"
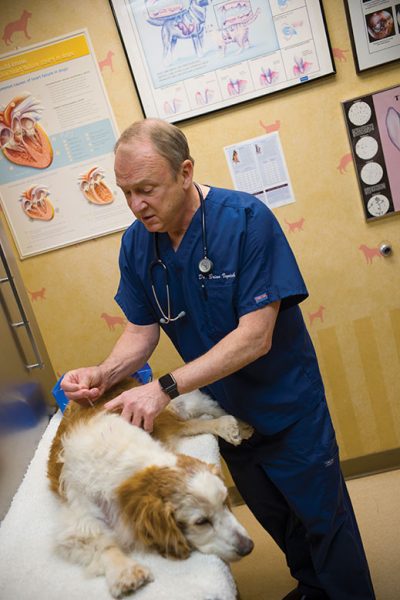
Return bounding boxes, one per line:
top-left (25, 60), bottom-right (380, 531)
top-left (110, 0), bottom-right (335, 123)
top-left (343, 0), bottom-right (400, 72)
top-left (342, 84), bottom-right (400, 221)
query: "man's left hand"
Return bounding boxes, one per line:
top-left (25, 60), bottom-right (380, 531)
top-left (104, 380), bottom-right (169, 432)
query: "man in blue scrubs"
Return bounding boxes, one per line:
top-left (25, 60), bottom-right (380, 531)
top-left (62, 119), bottom-right (375, 600)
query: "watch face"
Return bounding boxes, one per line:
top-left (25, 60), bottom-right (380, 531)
top-left (367, 194), bottom-right (390, 217)
top-left (159, 373), bottom-right (179, 398)
top-left (355, 136), bottom-right (378, 160)
top-left (360, 162), bottom-right (383, 185)
top-left (348, 101), bottom-right (372, 126)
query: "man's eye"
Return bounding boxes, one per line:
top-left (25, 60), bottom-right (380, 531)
top-left (195, 517), bottom-right (210, 526)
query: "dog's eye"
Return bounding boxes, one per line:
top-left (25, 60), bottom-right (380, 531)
top-left (194, 517), bottom-right (211, 526)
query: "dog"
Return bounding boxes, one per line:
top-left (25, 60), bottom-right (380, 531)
top-left (47, 381), bottom-right (254, 598)
top-left (147, 0), bottom-right (208, 62)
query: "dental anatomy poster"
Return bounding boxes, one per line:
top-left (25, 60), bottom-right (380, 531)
top-left (342, 85), bottom-right (400, 220)
top-left (0, 30), bottom-right (133, 258)
top-left (224, 132), bottom-right (295, 208)
top-left (110, 0), bottom-right (334, 122)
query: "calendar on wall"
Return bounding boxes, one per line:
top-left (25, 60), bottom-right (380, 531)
top-left (342, 84), bottom-right (400, 221)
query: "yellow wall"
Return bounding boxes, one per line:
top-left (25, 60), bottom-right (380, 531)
top-left (1, 0), bottom-right (399, 461)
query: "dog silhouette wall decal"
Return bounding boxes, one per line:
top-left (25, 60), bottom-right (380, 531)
top-left (359, 245), bottom-right (382, 264)
top-left (285, 217), bottom-right (304, 233)
top-left (2, 10), bottom-right (32, 45)
top-left (332, 48), bottom-right (349, 62)
top-left (98, 50), bottom-right (115, 72)
top-left (259, 119), bottom-right (281, 133)
top-left (28, 288), bottom-right (46, 301)
top-left (100, 313), bottom-right (126, 330)
top-left (337, 153), bottom-right (353, 174)
top-left (309, 305), bottom-right (325, 326)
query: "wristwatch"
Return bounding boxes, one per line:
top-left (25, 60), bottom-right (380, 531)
top-left (158, 373), bottom-right (179, 399)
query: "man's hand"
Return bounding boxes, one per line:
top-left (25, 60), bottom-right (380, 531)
top-left (104, 380), bottom-right (170, 432)
top-left (61, 366), bottom-right (107, 406)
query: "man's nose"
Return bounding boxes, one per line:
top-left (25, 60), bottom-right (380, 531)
top-left (128, 194), bottom-right (146, 214)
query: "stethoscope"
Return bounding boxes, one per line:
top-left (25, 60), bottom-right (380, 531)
top-left (149, 182), bottom-right (213, 324)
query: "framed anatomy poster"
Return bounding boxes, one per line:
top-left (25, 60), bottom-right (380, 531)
top-left (342, 84), bottom-right (400, 221)
top-left (344, 1), bottom-right (400, 72)
top-left (110, 0), bottom-right (335, 123)
top-left (0, 30), bottom-right (133, 258)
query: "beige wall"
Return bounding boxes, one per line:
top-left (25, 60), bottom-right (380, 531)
top-left (1, 1), bottom-right (399, 461)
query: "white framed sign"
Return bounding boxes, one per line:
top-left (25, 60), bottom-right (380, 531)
top-left (110, 0), bottom-right (335, 123)
top-left (344, 1), bottom-right (400, 72)
top-left (0, 30), bottom-right (133, 258)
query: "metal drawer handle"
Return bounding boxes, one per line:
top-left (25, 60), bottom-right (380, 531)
top-left (0, 245), bottom-right (44, 371)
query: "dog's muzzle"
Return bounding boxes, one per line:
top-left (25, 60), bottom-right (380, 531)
top-left (236, 533), bottom-right (254, 557)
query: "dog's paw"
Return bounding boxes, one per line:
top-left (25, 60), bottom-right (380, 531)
top-left (237, 420), bottom-right (254, 440)
top-left (107, 563), bottom-right (153, 598)
top-left (169, 397), bottom-right (193, 420)
top-left (217, 415), bottom-right (242, 446)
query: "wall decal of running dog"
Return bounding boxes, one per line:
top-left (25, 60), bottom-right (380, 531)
top-left (147, 0), bottom-right (209, 62)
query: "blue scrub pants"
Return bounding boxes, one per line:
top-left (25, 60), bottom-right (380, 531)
top-left (219, 400), bottom-right (375, 600)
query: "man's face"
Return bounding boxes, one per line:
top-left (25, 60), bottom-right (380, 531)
top-left (114, 139), bottom-right (192, 234)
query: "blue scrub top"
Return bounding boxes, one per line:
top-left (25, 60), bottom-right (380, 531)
top-left (115, 187), bottom-right (325, 434)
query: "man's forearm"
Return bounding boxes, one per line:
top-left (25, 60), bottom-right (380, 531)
top-left (100, 322), bottom-right (160, 388)
top-left (171, 302), bottom-right (280, 395)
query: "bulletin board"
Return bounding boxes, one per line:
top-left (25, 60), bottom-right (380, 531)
top-left (342, 84), bottom-right (400, 221)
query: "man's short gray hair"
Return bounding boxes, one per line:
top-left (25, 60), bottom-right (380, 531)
top-left (115, 119), bottom-right (194, 175)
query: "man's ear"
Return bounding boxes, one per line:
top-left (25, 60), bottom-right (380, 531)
top-left (180, 159), bottom-right (194, 190)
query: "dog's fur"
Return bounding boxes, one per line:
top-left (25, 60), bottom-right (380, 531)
top-left (47, 381), bottom-right (254, 598)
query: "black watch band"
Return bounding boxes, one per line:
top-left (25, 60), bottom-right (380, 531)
top-left (158, 373), bottom-right (179, 399)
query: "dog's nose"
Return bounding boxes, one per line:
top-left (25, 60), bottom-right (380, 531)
top-left (236, 534), bottom-right (254, 556)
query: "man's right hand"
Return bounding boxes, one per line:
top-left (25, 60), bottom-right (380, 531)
top-left (60, 366), bottom-right (108, 406)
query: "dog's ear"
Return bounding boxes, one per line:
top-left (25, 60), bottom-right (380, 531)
top-left (117, 466), bottom-right (191, 559)
top-left (134, 495), bottom-right (191, 559)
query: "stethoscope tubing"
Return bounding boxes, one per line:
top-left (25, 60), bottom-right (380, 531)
top-left (149, 182), bottom-right (212, 324)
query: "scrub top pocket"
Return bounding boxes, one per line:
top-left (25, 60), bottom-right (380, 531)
top-left (202, 277), bottom-right (238, 340)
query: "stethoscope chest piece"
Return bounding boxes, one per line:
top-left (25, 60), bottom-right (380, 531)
top-left (198, 256), bottom-right (213, 275)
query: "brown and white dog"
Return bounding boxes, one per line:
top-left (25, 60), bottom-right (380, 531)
top-left (47, 381), bottom-right (254, 598)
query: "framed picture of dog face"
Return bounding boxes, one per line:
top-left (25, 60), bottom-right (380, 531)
top-left (343, 1), bottom-right (400, 72)
top-left (109, 0), bottom-right (335, 123)
top-left (342, 84), bottom-right (400, 220)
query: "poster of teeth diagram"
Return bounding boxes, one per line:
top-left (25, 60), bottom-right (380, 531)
top-left (110, 0), bottom-right (334, 122)
top-left (342, 84), bottom-right (400, 220)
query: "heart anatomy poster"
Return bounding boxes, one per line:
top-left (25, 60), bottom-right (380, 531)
top-left (0, 30), bottom-right (133, 258)
top-left (342, 84), bottom-right (400, 221)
